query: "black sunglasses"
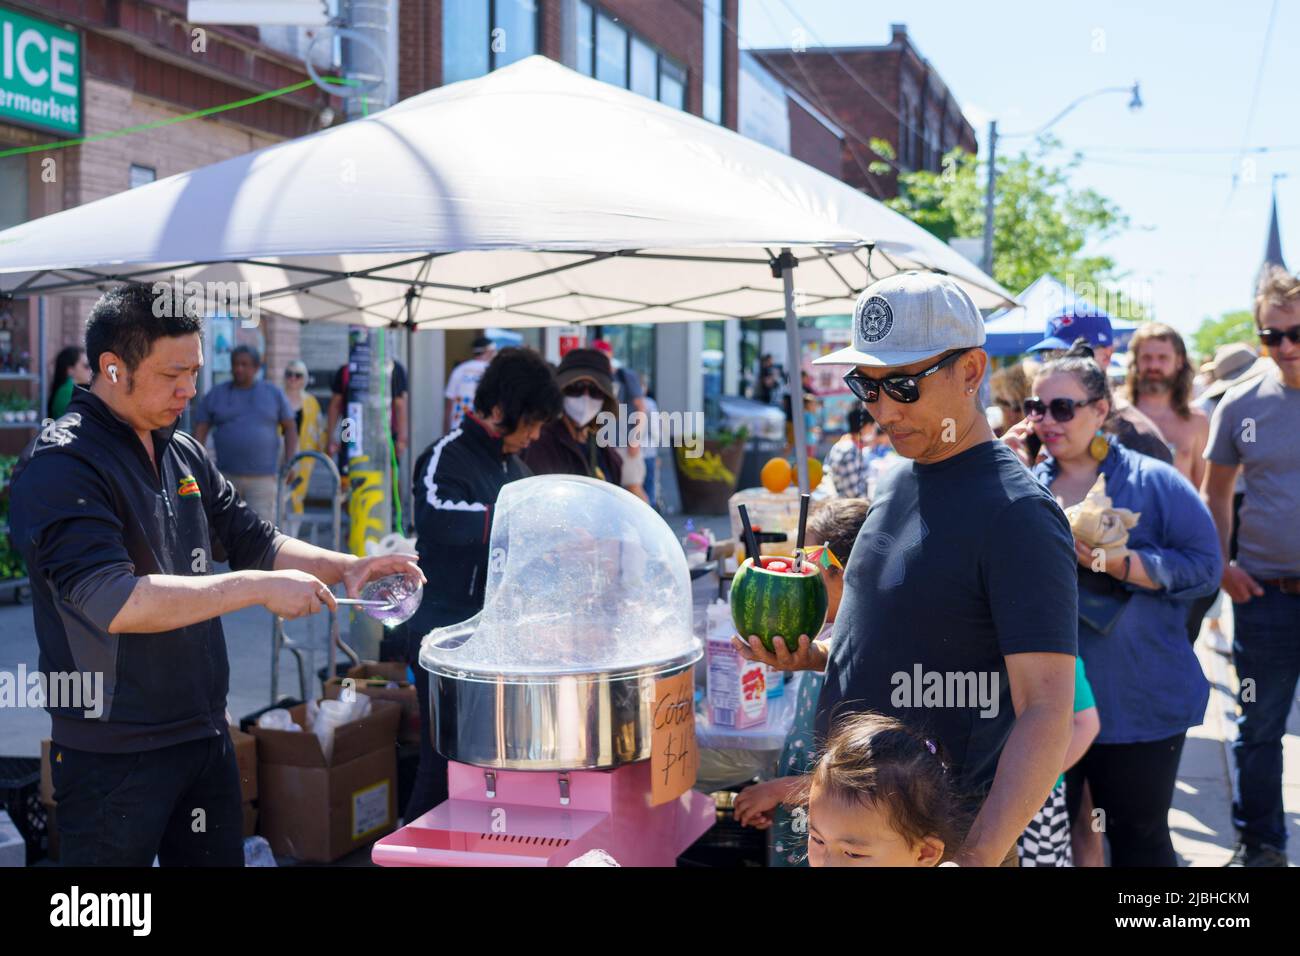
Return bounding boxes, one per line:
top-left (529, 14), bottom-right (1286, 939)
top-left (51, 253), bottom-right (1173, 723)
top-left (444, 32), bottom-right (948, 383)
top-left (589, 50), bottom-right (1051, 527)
top-left (563, 382), bottom-right (604, 399)
top-left (1022, 395), bottom-right (1100, 422)
top-left (842, 348), bottom-right (972, 404)
top-left (1258, 325), bottom-right (1300, 347)
top-left (285, 371), bottom-right (305, 378)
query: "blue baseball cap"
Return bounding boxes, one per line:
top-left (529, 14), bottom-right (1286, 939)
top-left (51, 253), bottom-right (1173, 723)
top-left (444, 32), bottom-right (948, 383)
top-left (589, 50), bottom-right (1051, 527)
top-left (1027, 311), bottom-right (1115, 353)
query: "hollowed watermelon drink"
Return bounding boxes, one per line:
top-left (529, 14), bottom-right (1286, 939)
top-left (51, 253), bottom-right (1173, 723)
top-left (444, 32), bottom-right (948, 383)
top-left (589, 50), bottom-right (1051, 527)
top-left (729, 555), bottom-right (828, 654)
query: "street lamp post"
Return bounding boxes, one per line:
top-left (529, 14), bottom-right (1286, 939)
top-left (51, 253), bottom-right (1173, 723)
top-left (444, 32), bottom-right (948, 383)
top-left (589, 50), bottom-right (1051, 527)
top-left (982, 82), bottom-right (1142, 277)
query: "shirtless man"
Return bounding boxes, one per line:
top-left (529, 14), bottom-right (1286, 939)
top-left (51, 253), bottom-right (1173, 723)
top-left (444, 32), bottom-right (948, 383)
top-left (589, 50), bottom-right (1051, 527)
top-left (1127, 323), bottom-right (1210, 487)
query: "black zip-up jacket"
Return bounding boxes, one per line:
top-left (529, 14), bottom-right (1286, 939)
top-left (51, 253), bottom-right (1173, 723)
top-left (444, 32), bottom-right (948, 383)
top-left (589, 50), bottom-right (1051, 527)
top-left (8, 390), bottom-right (285, 753)
top-left (405, 413), bottom-right (530, 655)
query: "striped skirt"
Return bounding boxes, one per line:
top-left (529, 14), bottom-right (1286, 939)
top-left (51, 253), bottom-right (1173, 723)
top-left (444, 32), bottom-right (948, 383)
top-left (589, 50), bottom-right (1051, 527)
top-left (1017, 780), bottom-right (1073, 867)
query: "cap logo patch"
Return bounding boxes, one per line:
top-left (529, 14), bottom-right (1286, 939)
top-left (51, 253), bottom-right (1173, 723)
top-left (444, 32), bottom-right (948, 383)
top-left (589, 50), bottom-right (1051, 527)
top-left (857, 295), bottom-right (894, 343)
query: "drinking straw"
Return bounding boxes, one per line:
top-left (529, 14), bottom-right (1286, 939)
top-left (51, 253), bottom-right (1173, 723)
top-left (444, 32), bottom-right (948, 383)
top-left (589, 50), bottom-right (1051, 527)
top-left (793, 493), bottom-right (811, 572)
top-left (737, 503), bottom-right (761, 568)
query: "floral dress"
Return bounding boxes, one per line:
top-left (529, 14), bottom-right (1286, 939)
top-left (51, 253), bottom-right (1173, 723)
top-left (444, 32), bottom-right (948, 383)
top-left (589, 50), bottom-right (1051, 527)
top-left (768, 626), bottom-right (832, 867)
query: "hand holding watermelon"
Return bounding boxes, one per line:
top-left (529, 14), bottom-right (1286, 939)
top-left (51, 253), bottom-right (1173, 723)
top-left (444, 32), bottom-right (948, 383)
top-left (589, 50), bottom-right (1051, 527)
top-left (731, 631), bottom-right (828, 672)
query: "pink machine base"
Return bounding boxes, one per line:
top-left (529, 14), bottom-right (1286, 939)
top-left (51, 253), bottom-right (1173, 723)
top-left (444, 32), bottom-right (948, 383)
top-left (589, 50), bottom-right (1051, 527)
top-left (372, 761), bottom-right (716, 867)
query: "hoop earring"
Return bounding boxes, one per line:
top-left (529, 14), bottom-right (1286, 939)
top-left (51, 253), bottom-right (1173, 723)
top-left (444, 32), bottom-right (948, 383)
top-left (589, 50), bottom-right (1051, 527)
top-left (1089, 428), bottom-right (1110, 462)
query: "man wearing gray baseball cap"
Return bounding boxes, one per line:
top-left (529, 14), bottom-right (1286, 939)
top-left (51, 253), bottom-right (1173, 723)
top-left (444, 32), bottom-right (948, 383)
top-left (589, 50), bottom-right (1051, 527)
top-left (735, 271), bottom-right (1078, 867)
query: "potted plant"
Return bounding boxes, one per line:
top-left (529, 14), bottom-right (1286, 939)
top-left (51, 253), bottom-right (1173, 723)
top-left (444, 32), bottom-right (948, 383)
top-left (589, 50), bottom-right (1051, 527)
top-left (673, 425), bottom-right (748, 515)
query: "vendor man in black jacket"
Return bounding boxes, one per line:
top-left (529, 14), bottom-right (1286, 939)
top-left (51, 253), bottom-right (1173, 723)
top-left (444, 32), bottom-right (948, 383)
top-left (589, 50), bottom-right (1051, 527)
top-left (9, 283), bottom-right (422, 866)
top-left (403, 347), bottom-right (561, 821)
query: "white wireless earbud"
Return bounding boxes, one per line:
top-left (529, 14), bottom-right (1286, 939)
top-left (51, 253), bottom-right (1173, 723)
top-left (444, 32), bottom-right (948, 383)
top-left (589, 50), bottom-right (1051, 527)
top-left (108, 365), bottom-right (119, 383)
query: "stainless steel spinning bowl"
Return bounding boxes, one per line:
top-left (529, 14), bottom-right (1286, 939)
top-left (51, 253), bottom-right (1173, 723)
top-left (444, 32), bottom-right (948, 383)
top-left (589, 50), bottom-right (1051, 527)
top-left (425, 648), bottom-right (702, 772)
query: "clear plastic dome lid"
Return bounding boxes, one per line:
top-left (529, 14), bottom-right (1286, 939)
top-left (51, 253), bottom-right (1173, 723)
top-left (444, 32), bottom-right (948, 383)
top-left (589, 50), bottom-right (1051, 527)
top-left (419, 475), bottom-right (700, 680)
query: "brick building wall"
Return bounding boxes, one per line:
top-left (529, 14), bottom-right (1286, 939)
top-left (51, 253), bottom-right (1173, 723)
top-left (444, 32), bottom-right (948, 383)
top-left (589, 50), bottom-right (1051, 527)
top-left (788, 99), bottom-right (842, 180)
top-left (753, 24), bottom-right (977, 200)
top-left (0, 1), bottom-right (333, 406)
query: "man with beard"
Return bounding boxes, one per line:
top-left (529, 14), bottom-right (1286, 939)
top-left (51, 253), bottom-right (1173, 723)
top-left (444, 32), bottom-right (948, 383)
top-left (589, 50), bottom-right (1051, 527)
top-left (1127, 323), bottom-right (1210, 487)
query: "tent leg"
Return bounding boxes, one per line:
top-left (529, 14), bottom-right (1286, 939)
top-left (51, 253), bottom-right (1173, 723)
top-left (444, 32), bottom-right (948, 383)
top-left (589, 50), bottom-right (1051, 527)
top-left (780, 249), bottom-right (810, 493)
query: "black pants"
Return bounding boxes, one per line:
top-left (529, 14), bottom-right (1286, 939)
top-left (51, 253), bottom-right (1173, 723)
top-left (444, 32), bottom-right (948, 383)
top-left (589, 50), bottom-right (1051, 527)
top-left (405, 660), bottom-right (450, 823)
top-left (51, 731), bottom-right (243, 867)
top-left (1065, 732), bottom-right (1186, 867)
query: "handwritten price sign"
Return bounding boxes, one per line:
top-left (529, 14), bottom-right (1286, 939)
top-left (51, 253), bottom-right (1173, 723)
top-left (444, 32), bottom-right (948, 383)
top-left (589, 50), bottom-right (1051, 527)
top-left (650, 669), bottom-right (698, 806)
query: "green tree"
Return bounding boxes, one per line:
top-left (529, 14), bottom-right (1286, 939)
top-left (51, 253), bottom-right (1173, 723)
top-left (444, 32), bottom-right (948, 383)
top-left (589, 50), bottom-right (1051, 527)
top-left (1192, 309), bottom-right (1255, 360)
top-left (870, 137), bottom-right (1134, 307)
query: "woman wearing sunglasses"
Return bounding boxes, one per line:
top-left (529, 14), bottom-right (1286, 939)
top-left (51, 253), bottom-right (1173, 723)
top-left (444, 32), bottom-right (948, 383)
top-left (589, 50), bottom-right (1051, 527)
top-left (521, 347), bottom-right (628, 492)
top-left (1005, 341), bottom-right (1221, 866)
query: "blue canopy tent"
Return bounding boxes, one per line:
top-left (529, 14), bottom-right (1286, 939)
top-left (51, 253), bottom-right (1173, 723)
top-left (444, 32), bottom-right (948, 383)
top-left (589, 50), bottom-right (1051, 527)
top-left (983, 275), bottom-right (1141, 356)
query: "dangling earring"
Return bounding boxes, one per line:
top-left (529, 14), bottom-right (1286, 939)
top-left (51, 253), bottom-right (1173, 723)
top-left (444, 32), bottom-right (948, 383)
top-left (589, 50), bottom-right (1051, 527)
top-left (1089, 428), bottom-right (1110, 462)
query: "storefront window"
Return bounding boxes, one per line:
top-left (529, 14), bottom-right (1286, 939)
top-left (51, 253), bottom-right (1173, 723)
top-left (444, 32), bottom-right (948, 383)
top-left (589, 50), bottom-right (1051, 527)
top-left (129, 164), bottom-right (156, 189)
top-left (658, 60), bottom-right (685, 110)
top-left (596, 324), bottom-right (656, 399)
top-left (595, 13), bottom-right (627, 87)
top-left (579, 5), bottom-right (688, 114)
top-left (444, 0), bottom-right (490, 83)
top-left (443, 0), bottom-right (536, 83)
top-left (493, 0), bottom-right (538, 69)
top-left (702, 0), bottom-right (724, 123)
top-left (630, 37), bottom-right (657, 99)
top-left (575, 1), bottom-right (594, 75)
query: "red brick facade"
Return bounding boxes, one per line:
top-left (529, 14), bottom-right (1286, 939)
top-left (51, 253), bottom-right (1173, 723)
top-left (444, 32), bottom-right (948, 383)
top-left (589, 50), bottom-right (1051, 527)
top-left (0, 0), bottom-right (333, 450)
top-left (753, 24), bottom-right (976, 199)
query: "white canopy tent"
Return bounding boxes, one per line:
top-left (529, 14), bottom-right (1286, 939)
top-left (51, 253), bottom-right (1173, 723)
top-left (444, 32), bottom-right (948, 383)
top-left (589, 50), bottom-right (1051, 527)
top-left (0, 55), bottom-right (1013, 486)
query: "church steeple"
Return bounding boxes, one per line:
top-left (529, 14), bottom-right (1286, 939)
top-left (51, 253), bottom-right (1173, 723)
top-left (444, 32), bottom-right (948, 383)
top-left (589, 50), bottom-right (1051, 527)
top-left (1263, 175), bottom-right (1284, 270)
top-left (1258, 175), bottom-right (1288, 292)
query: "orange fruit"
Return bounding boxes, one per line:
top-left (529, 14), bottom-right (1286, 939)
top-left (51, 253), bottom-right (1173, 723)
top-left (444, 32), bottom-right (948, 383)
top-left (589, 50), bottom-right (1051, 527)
top-left (760, 457), bottom-right (792, 493)
top-left (806, 458), bottom-right (823, 489)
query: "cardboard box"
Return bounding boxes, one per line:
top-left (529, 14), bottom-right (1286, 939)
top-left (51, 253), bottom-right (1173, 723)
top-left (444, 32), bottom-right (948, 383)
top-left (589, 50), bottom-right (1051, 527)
top-left (242, 801), bottom-right (257, 839)
top-left (252, 699), bottom-right (400, 863)
top-left (323, 662), bottom-right (420, 745)
top-left (229, 726), bottom-right (258, 804)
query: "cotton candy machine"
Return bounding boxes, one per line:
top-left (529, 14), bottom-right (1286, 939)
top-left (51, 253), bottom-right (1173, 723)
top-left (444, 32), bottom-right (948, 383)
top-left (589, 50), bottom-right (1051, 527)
top-left (372, 476), bottom-right (715, 867)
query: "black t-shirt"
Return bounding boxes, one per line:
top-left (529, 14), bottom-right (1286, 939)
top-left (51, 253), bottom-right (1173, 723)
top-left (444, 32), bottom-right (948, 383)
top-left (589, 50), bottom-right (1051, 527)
top-left (330, 361), bottom-right (408, 402)
top-left (815, 440), bottom-right (1078, 803)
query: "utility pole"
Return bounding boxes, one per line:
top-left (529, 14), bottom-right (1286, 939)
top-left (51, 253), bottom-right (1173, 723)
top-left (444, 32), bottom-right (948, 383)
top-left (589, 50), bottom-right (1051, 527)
top-left (337, 0), bottom-right (398, 659)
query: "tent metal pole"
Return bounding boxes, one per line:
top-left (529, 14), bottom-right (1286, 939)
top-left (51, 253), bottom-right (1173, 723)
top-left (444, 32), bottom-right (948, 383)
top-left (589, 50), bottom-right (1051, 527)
top-left (778, 247), bottom-right (809, 493)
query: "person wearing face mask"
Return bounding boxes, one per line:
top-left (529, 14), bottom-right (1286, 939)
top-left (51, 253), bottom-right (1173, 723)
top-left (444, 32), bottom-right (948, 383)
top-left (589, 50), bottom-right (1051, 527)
top-left (521, 347), bottom-right (623, 486)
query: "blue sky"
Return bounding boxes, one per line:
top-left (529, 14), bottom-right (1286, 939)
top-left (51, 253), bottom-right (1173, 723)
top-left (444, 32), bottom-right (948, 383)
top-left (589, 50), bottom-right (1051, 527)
top-left (740, 0), bottom-right (1298, 338)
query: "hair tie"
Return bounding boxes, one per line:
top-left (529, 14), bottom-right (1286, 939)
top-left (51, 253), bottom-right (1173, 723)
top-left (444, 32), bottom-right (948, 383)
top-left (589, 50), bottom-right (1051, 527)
top-left (924, 738), bottom-right (948, 773)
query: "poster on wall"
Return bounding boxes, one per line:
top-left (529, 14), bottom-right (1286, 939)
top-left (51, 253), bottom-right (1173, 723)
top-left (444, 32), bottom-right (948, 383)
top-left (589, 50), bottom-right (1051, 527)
top-left (208, 315), bottom-right (265, 385)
